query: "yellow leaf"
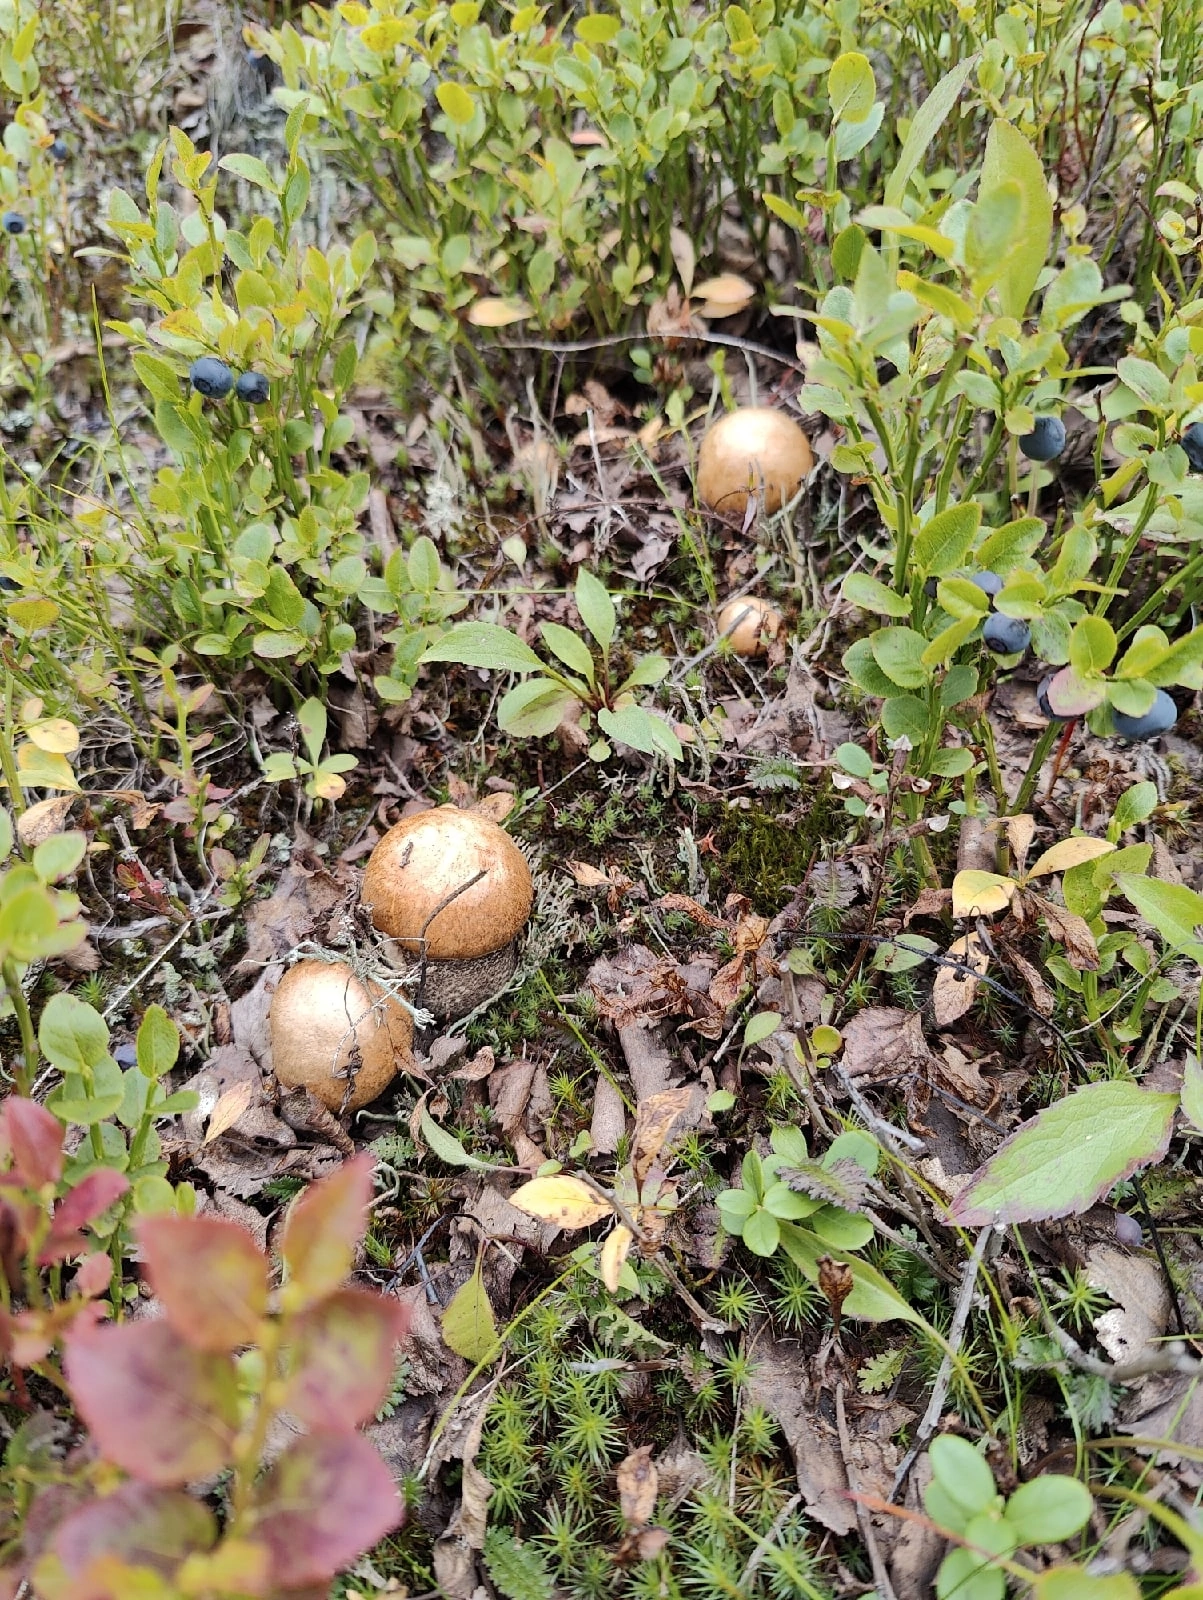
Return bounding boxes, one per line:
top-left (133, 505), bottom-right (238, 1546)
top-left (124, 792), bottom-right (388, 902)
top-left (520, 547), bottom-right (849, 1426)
top-left (310, 772), bottom-right (347, 801)
top-left (509, 1175), bottom-right (612, 1229)
top-left (26, 718), bottom-right (79, 755)
top-left (205, 1082), bottom-right (253, 1143)
top-left (1026, 836), bottom-right (1115, 879)
top-left (468, 297), bottom-right (533, 328)
top-left (14, 745), bottom-right (79, 792)
top-left (951, 870), bottom-right (1016, 918)
top-left (693, 273), bottom-right (756, 317)
top-left (599, 1224), bottom-right (634, 1292)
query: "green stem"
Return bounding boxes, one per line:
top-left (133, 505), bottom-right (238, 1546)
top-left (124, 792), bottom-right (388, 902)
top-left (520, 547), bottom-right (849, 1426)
top-left (4, 959), bottom-right (38, 1094)
top-left (1009, 719), bottom-right (1060, 815)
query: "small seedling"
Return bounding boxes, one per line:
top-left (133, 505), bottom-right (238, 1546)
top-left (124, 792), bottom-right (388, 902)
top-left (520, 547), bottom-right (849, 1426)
top-left (262, 697), bottom-right (358, 801)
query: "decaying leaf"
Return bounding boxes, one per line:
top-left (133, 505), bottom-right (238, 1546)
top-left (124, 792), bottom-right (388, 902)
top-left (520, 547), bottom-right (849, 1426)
top-left (818, 1255), bottom-right (854, 1336)
top-left (599, 1224), bottom-right (634, 1292)
top-left (1004, 814), bottom-right (1037, 873)
top-left (616, 1444), bottom-right (658, 1528)
top-left (932, 932), bottom-right (989, 1028)
top-left (951, 870), bottom-right (1016, 917)
top-left (1029, 893), bottom-right (1099, 971)
top-left (631, 1087), bottom-right (702, 1187)
top-left (205, 1082), bottom-right (255, 1144)
top-left (509, 1175), bottom-right (612, 1229)
top-left (17, 795), bottom-right (75, 847)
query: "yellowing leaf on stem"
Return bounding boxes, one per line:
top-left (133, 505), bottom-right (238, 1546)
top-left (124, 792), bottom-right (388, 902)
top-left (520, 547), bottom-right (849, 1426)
top-left (25, 718), bottom-right (79, 755)
top-left (468, 297), bottom-right (533, 328)
top-left (1026, 837), bottom-right (1115, 879)
top-left (599, 1224), bottom-right (634, 1291)
top-left (951, 870), bottom-right (1016, 917)
top-left (509, 1175), bottom-right (612, 1228)
top-left (441, 1263), bottom-right (499, 1363)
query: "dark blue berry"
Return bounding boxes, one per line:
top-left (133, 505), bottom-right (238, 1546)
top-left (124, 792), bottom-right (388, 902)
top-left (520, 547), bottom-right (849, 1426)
top-left (1181, 422), bottom-right (1203, 473)
top-left (2, 212), bottom-right (25, 236)
top-left (1019, 415), bottom-right (1066, 462)
top-left (969, 570), bottom-right (1003, 599)
top-left (49, 138), bottom-right (68, 162)
top-left (982, 614), bottom-right (1030, 655)
top-left (235, 370), bottom-right (270, 404)
top-left (1111, 689), bottom-right (1177, 740)
top-left (189, 356), bottom-right (234, 399)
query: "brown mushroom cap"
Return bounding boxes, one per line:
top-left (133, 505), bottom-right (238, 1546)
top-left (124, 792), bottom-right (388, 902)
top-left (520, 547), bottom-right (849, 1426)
top-left (717, 596), bottom-right (783, 657)
top-left (696, 408), bottom-right (813, 516)
top-left (361, 805), bottom-right (533, 962)
top-left (269, 959), bottom-right (413, 1113)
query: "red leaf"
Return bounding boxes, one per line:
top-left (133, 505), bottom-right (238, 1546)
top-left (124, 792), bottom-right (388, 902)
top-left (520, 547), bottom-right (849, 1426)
top-left (39, 1171), bottom-right (129, 1265)
top-left (253, 1433), bottom-right (401, 1588)
top-left (73, 1254), bottom-right (112, 1300)
top-left (138, 1214), bottom-right (269, 1352)
top-left (0, 1098), bottom-right (63, 1189)
top-left (64, 1320), bottom-right (238, 1485)
top-left (51, 1483), bottom-right (215, 1598)
top-left (284, 1289), bottom-right (408, 1433)
top-left (280, 1154), bottom-right (375, 1311)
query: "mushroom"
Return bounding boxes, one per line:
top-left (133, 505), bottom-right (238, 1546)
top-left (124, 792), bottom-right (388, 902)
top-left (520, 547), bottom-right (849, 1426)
top-left (696, 407), bottom-right (812, 516)
top-left (269, 959), bottom-right (413, 1113)
top-left (717, 595), bottom-right (782, 657)
top-left (361, 805), bottom-right (533, 1020)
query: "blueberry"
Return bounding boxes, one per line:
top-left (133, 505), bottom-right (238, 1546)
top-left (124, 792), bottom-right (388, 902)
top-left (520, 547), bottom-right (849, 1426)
top-left (982, 613), bottom-right (1030, 655)
top-left (235, 370), bottom-right (270, 404)
top-left (49, 138), bottom-right (68, 162)
top-left (1036, 672), bottom-right (1069, 721)
top-left (2, 212), bottom-right (25, 236)
top-left (924, 577), bottom-right (937, 598)
top-left (189, 356), bottom-right (234, 400)
top-left (1111, 689), bottom-right (1178, 741)
top-left (1181, 422), bottom-right (1203, 473)
top-left (1019, 415), bottom-right (1066, 462)
top-left (969, 570), bottom-right (1004, 599)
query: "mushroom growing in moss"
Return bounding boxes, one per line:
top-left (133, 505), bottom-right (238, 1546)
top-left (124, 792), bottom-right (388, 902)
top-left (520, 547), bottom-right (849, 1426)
top-left (269, 959), bottom-right (414, 1113)
top-left (361, 806), bottom-right (533, 1020)
top-left (717, 595), bottom-right (782, 657)
top-left (696, 408), bottom-right (812, 516)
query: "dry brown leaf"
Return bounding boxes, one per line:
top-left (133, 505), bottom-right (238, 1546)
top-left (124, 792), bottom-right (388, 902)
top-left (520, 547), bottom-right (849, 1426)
top-left (818, 1255), bottom-right (854, 1336)
top-left (669, 227), bottom-right (696, 297)
top-left (1005, 814), bottom-right (1037, 872)
top-left (932, 933), bottom-right (989, 1029)
top-left (632, 1087), bottom-right (703, 1187)
top-left (1086, 1245), bottom-right (1170, 1364)
top-left (17, 795), bottom-right (75, 847)
top-left (616, 1444), bottom-right (658, 1529)
top-left (1008, 946), bottom-right (1055, 1017)
top-left (1029, 892), bottom-right (1099, 971)
top-left (567, 860), bottom-right (613, 889)
top-left (842, 1007), bottom-right (933, 1081)
top-left (205, 1082), bottom-right (254, 1144)
top-left (693, 273), bottom-right (756, 318)
top-left (472, 792), bottom-right (515, 825)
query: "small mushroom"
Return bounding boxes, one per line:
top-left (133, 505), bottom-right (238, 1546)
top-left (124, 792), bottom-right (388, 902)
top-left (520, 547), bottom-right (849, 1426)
top-left (697, 407), bottom-right (812, 516)
top-left (361, 805), bottom-right (533, 1020)
top-left (717, 595), bottom-right (782, 657)
top-left (269, 959), bottom-right (414, 1113)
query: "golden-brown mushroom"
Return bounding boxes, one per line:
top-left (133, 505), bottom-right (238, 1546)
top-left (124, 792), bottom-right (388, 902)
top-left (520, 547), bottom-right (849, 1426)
top-left (269, 959), bottom-right (413, 1113)
top-left (697, 408), bottom-right (812, 516)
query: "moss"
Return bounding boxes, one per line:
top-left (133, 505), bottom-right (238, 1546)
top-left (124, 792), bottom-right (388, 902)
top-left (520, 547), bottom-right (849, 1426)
top-left (708, 791), bottom-right (844, 913)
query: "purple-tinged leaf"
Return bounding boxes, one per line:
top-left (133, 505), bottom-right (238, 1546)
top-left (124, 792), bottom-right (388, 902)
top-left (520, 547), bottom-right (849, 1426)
top-left (51, 1483), bottom-right (215, 1593)
top-left (284, 1289), bottom-right (408, 1432)
top-left (0, 1098), bottom-right (63, 1189)
top-left (948, 1081), bottom-right (1178, 1227)
top-left (253, 1433), bottom-right (402, 1588)
top-left (280, 1154), bottom-right (374, 1311)
top-left (138, 1214), bottom-right (268, 1352)
top-left (64, 1320), bottom-right (238, 1485)
top-left (1044, 665), bottom-right (1103, 718)
top-left (39, 1171), bottom-right (129, 1264)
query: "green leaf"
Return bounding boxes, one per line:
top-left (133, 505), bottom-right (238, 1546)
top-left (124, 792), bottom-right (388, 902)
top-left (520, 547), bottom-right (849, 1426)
top-left (1112, 873), bottom-right (1203, 953)
top-left (252, 630), bottom-right (307, 660)
top-left (1116, 356), bottom-right (1170, 410)
top-left (1068, 616), bottom-right (1116, 674)
top-left (575, 12), bottom-right (620, 43)
top-left (136, 1005), bottom-right (180, 1080)
top-left (422, 622), bottom-right (544, 673)
top-left (914, 503), bottom-right (981, 576)
top-left (744, 1012), bottom-right (781, 1046)
top-left (880, 695), bottom-right (930, 743)
top-left (742, 1208), bottom-right (780, 1256)
top-left (975, 516), bottom-right (1046, 572)
top-left (39, 993), bottom-right (110, 1073)
top-left (419, 1109), bottom-right (495, 1171)
top-left (1181, 1056), bottom-right (1203, 1135)
top-left (441, 1263), bottom-right (500, 1363)
top-left (843, 637), bottom-right (896, 696)
top-left (297, 698), bottom-right (328, 766)
top-left (935, 1545), bottom-right (1005, 1600)
top-left (1032, 1570), bottom-right (1139, 1600)
top-left (574, 569), bottom-right (616, 651)
top-left (870, 627), bottom-right (930, 689)
top-left (596, 705), bottom-right (681, 761)
top-left (0, 809), bottom-right (11, 863)
top-left (884, 56), bottom-right (977, 209)
top-left (218, 153), bottom-right (277, 192)
top-left (949, 1081), bottom-right (1178, 1226)
top-left (497, 680), bottom-right (576, 738)
top-left (778, 1225), bottom-right (923, 1324)
top-left (979, 118), bottom-right (1053, 319)
top-left (1003, 1476), bottom-right (1092, 1545)
top-left (872, 934), bottom-right (937, 972)
top-left (828, 51), bottom-right (875, 122)
top-left (619, 654), bottom-right (670, 690)
top-left (927, 1435), bottom-right (1000, 1522)
top-left (540, 622), bottom-right (595, 682)
top-left (842, 572), bottom-right (910, 616)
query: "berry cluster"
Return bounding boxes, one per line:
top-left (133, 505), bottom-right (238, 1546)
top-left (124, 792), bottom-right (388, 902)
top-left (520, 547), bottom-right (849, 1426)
top-left (188, 357), bottom-right (270, 404)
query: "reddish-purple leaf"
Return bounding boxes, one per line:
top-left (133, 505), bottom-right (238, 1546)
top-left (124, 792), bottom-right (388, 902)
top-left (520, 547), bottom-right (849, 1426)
top-left (138, 1214), bottom-right (269, 1352)
top-left (280, 1154), bottom-right (375, 1310)
top-left (1045, 665), bottom-right (1103, 718)
top-left (284, 1289), bottom-right (409, 1433)
top-left (73, 1254), bottom-right (112, 1300)
top-left (64, 1319), bottom-right (238, 1485)
top-left (253, 1432), bottom-right (402, 1588)
top-left (0, 1098), bottom-right (63, 1189)
top-left (39, 1171), bottom-right (129, 1264)
top-left (52, 1483), bottom-right (215, 1593)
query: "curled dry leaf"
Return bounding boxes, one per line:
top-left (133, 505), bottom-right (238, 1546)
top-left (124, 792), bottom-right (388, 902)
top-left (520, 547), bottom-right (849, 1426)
top-left (599, 1224), bottom-right (634, 1292)
top-left (1005, 813), bottom-right (1037, 873)
top-left (817, 1255), bottom-right (854, 1336)
top-left (508, 1175), bottom-right (613, 1229)
top-left (1029, 892), bottom-right (1099, 971)
top-left (616, 1444), bottom-right (659, 1529)
top-left (932, 932), bottom-right (989, 1028)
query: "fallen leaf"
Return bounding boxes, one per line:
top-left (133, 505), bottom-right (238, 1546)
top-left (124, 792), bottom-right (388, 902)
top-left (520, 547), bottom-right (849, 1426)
top-left (509, 1175), bottom-right (612, 1229)
top-left (842, 1007), bottom-right (933, 1081)
top-left (599, 1224), bottom-right (634, 1292)
top-left (1085, 1245), bottom-right (1169, 1365)
top-left (932, 933), bottom-right (989, 1028)
top-left (205, 1082), bottom-right (254, 1144)
top-left (693, 273), bottom-right (756, 318)
top-left (567, 860), bottom-right (613, 889)
top-left (1027, 836), bottom-right (1115, 878)
top-left (441, 1264), bottom-right (499, 1364)
top-left (1029, 893), bottom-right (1099, 971)
top-left (17, 795), bottom-right (75, 847)
top-left (616, 1444), bottom-right (658, 1529)
top-left (631, 1087), bottom-right (703, 1187)
top-left (951, 870), bottom-right (1017, 917)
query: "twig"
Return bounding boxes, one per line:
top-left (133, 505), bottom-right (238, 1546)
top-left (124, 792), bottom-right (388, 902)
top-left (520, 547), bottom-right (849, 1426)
top-left (836, 1382), bottom-right (898, 1600)
top-left (829, 1060), bottom-right (926, 1155)
top-left (500, 326), bottom-right (806, 376)
top-left (736, 1493), bottom-right (802, 1590)
top-left (1034, 1314), bottom-right (1203, 1381)
top-left (891, 1225), bottom-right (994, 1498)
